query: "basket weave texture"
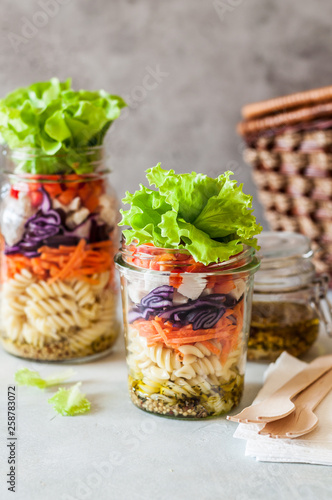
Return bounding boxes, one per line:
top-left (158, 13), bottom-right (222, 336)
top-left (242, 125), bottom-right (332, 279)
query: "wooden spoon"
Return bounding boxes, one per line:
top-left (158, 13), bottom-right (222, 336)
top-left (258, 368), bottom-right (332, 439)
top-left (227, 355), bottom-right (332, 424)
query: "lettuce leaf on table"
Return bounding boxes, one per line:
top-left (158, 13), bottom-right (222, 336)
top-left (0, 78), bottom-right (126, 174)
top-left (119, 164), bottom-right (262, 265)
top-left (15, 368), bottom-right (74, 389)
top-left (15, 369), bottom-right (91, 417)
top-left (48, 383), bottom-right (91, 416)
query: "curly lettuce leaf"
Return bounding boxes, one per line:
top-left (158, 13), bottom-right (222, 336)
top-left (15, 368), bottom-right (74, 389)
top-left (0, 78), bottom-right (126, 174)
top-left (119, 164), bottom-right (262, 265)
top-left (193, 171), bottom-right (259, 241)
top-left (48, 383), bottom-right (91, 416)
top-left (120, 184), bottom-right (172, 247)
top-left (161, 216), bottom-right (246, 264)
top-left (146, 164), bottom-right (221, 223)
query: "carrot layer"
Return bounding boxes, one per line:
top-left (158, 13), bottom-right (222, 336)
top-left (132, 300), bottom-right (244, 364)
top-left (3, 238), bottom-right (114, 283)
top-left (48, 239), bottom-right (86, 283)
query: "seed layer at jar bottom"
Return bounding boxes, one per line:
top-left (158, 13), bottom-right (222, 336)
top-left (129, 372), bottom-right (244, 419)
top-left (248, 301), bottom-right (320, 362)
top-left (1, 175), bottom-right (119, 361)
top-left (121, 268), bottom-right (251, 418)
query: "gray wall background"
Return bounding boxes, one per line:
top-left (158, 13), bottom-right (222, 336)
top-left (1, 0), bottom-right (332, 227)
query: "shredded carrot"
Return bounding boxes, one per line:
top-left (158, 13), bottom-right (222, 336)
top-left (3, 237), bottom-right (114, 284)
top-left (220, 301), bottom-right (244, 364)
top-left (151, 319), bottom-right (171, 346)
top-left (220, 337), bottom-right (233, 365)
top-left (132, 305), bottom-right (242, 351)
top-left (48, 239), bottom-right (86, 283)
top-left (4, 254), bottom-right (46, 280)
top-left (201, 340), bottom-right (221, 355)
top-left (38, 245), bottom-right (73, 254)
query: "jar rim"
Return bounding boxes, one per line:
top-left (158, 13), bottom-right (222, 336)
top-left (2, 144), bottom-right (104, 158)
top-left (115, 240), bottom-right (260, 276)
top-left (5, 170), bottom-right (110, 184)
top-left (2, 144), bottom-right (108, 179)
top-left (257, 231), bottom-right (313, 264)
top-left (254, 231), bottom-right (317, 291)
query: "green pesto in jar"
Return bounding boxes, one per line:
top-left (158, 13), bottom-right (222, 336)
top-left (129, 372), bottom-right (244, 419)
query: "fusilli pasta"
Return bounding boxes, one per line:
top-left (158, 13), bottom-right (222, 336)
top-left (127, 325), bottom-right (242, 415)
top-left (1, 270), bottom-right (117, 356)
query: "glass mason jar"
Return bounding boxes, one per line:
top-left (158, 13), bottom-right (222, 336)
top-left (0, 147), bottom-right (120, 361)
top-left (248, 232), bottom-right (332, 362)
top-left (115, 242), bottom-right (260, 419)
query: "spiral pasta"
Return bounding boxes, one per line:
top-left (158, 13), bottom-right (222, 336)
top-left (127, 326), bottom-right (242, 415)
top-left (1, 270), bottom-right (36, 344)
top-left (71, 280), bottom-right (95, 307)
top-left (5, 268), bottom-right (36, 292)
top-left (128, 331), bottom-right (229, 381)
top-left (130, 336), bottom-right (182, 373)
top-left (1, 270), bottom-right (117, 358)
top-left (0, 170), bottom-right (119, 362)
top-left (26, 280), bottom-right (76, 301)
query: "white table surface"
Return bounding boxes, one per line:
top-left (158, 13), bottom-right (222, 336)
top-left (1, 330), bottom-right (332, 500)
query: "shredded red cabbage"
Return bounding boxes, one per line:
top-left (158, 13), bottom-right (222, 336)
top-left (4, 188), bottom-right (111, 257)
top-left (128, 285), bottom-right (241, 330)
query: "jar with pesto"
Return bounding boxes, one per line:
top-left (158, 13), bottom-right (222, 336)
top-left (116, 165), bottom-right (261, 418)
top-left (248, 232), bottom-right (332, 361)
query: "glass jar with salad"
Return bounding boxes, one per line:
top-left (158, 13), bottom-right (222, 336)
top-left (116, 165), bottom-right (261, 418)
top-left (0, 78), bottom-right (126, 361)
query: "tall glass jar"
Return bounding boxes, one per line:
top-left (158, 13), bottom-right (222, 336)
top-left (248, 232), bottom-right (332, 362)
top-left (0, 147), bottom-right (120, 361)
top-left (115, 242), bottom-right (260, 419)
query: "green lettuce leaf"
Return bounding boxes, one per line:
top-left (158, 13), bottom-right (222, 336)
top-left (193, 171), bottom-right (259, 240)
top-left (48, 383), bottom-right (91, 416)
top-left (119, 164), bottom-right (262, 265)
top-left (146, 164), bottom-right (221, 223)
top-left (0, 78), bottom-right (126, 174)
top-left (15, 368), bottom-right (74, 389)
top-left (120, 184), bottom-right (172, 247)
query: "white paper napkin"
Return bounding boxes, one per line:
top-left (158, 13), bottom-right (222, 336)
top-left (234, 352), bottom-right (332, 464)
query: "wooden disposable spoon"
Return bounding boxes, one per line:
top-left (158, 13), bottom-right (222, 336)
top-left (258, 368), bottom-right (332, 439)
top-left (227, 355), bottom-right (332, 424)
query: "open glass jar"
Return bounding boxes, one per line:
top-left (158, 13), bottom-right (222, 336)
top-left (248, 232), bottom-right (332, 361)
top-left (0, 147), bottom-right (120, 361)
top-left (115, 242), bottom-right (260, 419)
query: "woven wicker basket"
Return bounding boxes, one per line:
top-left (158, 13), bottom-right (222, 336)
top-left (243, 127), bottom-right (332, 279)
top-left (238, 87), bottom-right (332, 282)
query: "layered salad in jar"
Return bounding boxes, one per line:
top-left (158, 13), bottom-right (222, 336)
top-left (116, 165), bottom-right (261, 418)
top-left (0, 78), bottom-right (126, 360)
